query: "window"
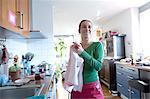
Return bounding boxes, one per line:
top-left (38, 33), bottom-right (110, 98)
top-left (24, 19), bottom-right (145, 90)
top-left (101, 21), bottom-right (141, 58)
top-left (54, 35), bottom-right (74, 69)
top-left (140, 8), bottom-right (150, 56)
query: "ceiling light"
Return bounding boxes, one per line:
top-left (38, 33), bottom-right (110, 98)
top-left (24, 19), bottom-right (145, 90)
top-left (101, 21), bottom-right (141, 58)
top-left (96, 10), bottom-right (101, 17)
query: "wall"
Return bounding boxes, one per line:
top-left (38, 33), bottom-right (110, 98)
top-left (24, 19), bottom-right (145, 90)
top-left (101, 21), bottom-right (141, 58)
top-left (31, 0), bottom-right (53, 38)
top-left (27, 38), bottom-right (55, 65)
top-left (0, 26), bottom-right (28, 67)
top-left (0, 27), bottom-right (55, 66)
top-left (130, 8), bottom-right (142, 56)
top-left (3, 39), bottom-right (27, 71)
top-left (100, 8), bottom-right (141, 57)
top-left (28, 0), bottom-right (55, 65)
top-left (0, 37), bottom-right (27, 76)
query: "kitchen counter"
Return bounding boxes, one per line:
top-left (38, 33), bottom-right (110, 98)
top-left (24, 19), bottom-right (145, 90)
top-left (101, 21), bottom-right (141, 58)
top-left (34, 76), bottom-right (54, 96)
top-left (115, 61), bottom-right (150, 72)
top-left (115, 61), bottom-right (150, 99)
top-left (0, 74), bottom-right (55, 99)
top-left (28, 76), bottom-right (54, 96)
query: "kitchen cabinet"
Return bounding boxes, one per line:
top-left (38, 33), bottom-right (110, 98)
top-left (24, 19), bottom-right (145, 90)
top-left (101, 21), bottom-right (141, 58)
top-left (139, 69), bottom-right (150, 99)
top-left (0, 0), bottom-right (2, 26)
top-left (99, 59), bottom-right (108, 84)
top-left (102, 59), bottom-right (109, 83)
top-left (1, 0), bottom-right (20, 33)
top-left (16, 0), bottom-right (30, 36)
top-left (116, 63), bottom-right (140, 99)
top-left (99, 58), bottom-right (117, 92)
top-left (1, 0), bottom-right (29, 37)
top-left (1, 0), bottom-right (53, 39)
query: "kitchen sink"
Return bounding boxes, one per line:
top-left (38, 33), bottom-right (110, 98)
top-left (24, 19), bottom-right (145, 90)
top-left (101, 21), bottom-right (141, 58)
top-left (0, 84), bottom-right (42, 99)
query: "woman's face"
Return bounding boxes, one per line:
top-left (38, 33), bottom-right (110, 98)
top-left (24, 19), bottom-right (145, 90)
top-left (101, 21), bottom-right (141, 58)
top-left (79, 21), bottom-right (92, 41)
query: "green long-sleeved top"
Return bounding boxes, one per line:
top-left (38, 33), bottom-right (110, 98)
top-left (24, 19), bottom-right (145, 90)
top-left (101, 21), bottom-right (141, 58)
top-left (79, 42), bottom-right (104, 84)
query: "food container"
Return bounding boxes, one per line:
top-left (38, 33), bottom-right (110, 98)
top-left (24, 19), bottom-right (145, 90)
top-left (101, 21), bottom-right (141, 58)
top-left (35, 74), bottom-right (41, 80)
top-left (9, 70), bottom-right (21, 82)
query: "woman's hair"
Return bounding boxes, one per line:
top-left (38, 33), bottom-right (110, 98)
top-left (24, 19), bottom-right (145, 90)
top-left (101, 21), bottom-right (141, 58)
top-left (78, 19), bottom-right (92, 33)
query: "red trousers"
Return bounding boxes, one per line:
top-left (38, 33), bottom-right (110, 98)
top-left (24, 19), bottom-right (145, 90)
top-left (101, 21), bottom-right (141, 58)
top-left (71, 80), bottom-right (104, 99)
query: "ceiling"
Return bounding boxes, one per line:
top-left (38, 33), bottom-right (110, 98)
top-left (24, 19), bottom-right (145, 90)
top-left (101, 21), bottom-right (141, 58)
top-left (52, 0), bottom-right (149, 35)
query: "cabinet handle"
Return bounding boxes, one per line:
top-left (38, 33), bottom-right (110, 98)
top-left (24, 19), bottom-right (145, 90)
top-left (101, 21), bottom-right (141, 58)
top-left (16, 11), bottom-right (20, 28)
top-left (16, 11), bottom-right (23, 29)
top-left (120, 66), bottom-right (123, 68)
top-left (131, 91), bottom-right (134, 94)
top-left (20, 12), bottom-right (23, 29)
top-left (128, 89), bottom-right (134, 93)
top-left (127, 76), bottom-right (134, 79)
top-left (117, 83), bottom-right (122, 87)
top-left (117, 72), bottom-right (122, 75)
top-left (128, 68), bottom-right (135, 72)
top-left (128, 89), bottom-right (131, 92)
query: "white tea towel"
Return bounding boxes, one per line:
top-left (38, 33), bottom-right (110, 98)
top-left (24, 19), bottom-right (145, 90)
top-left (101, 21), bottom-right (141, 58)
top-left (64, 48), bottom-right (84, 92)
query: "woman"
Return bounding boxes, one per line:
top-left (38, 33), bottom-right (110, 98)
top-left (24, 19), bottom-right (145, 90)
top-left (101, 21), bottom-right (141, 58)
top-left (71, 20), bottom-right (104, 99)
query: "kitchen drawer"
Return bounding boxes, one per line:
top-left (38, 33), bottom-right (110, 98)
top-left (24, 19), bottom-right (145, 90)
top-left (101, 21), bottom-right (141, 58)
top-left (128, 88), bottom-right (140, 99)
top-left (127, 74), bottom-right (139, 81)
top-left (126, 67), bottom-right (139, 76)
top-left (116, 72), bottom-right (127, 83)
top-left (127, 69), bottom-right (139, 81)
top-left (116, 64), bottom-right (125, 69)
top-left (116, 65), bottom-right (128, 72)
top-left (117, 83), bottom-right (129, 97)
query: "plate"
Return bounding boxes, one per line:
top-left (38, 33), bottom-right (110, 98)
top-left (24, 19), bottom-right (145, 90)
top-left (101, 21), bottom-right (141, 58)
top-left (14, 78), bottom-right (30, 85)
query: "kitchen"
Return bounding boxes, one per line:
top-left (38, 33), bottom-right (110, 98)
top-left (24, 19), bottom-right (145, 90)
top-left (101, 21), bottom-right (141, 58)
top-left (0, 0), bottom-right (150, 99)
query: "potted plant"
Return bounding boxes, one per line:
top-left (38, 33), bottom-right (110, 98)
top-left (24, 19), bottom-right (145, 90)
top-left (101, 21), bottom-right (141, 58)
top-left (9, 64), bottom-right (21, 81)
top-left (9, 55), bottom-right (21, 81)
top-left (54, 38), bottom-right (67, 58)
top-left (54, 38), bottom-right (67, 82)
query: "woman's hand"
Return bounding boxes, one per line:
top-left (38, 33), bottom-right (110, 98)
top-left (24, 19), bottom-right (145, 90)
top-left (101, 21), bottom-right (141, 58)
top-left (71, 42), bottom-right (84, 54)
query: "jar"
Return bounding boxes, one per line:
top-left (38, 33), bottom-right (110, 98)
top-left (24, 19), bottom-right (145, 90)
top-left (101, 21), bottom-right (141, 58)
top-left (39, 66), bottom-right (44, 73)
top-left (9, 70), bottom-right (21, 82)
top-left (35, 74), bottom-right (41, 80)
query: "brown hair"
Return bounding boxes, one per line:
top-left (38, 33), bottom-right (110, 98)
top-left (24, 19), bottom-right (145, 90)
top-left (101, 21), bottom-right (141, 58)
top-left (78, 19), bottom-right (92, 33)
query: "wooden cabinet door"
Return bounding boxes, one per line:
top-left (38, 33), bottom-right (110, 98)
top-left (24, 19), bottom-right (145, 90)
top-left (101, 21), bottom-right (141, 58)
top-left (16, 0), bottom-right (30, 36)
top-left (1, 0), bottom-right (29, 37)
top-left (0, 0), bottom-right (2, 26)
top-left (1, 0), bottom-right (20, 33)
top-left (21, 0), bottom-right (30, 36)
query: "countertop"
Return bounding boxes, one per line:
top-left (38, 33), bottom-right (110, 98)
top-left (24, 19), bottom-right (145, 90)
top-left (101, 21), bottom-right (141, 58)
top-left (0, 74), bottom-right (54, 98)
top-left (115, 61), bottom-right (150, 72)
top-left (36, 76), bottom-right (53, 96)
top-left (29, 76), bottom-right (53, 96)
